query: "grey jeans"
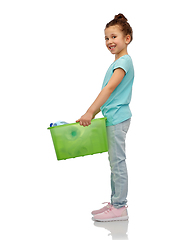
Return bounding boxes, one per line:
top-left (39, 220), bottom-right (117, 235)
top-left (106, 118), bottom-right (131, 209)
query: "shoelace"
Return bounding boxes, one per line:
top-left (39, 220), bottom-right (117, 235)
top-left (102, 202), bottom-right (111, 208)
top-left (102, 202), bottom-right (110, 205)
top-left (104, 205), bottom-right (113, 214)
top-left (104, 204), bottom-right (128, 214)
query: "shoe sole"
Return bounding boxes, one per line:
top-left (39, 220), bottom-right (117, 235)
top-left (94, 216), bottom-right (129, 222)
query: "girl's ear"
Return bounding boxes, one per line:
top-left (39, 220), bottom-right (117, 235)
top-left (125, 35), bottom-right (131, 44)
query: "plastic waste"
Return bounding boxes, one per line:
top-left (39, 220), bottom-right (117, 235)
top-left (50, 121), bottom-right (68, 127)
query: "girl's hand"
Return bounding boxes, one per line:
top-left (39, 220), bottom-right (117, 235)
top-left (76, 111), bottom-right (93, 127)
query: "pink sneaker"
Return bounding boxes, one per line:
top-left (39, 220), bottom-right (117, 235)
top-left (93, 205), bottom-right (128, 222)
top-left (91, 202), bottom-right (112, 216)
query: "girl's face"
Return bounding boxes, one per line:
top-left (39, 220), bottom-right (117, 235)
top-left (105, 25), bottom-right (130, 57)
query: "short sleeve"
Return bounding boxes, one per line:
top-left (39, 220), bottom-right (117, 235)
top-left (113, 56), bottom-right (131, 74)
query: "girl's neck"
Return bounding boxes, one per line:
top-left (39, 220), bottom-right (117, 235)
top-left (115, 48), bottom-right (128, 61)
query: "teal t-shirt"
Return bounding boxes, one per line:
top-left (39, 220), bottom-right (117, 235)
top-left (100, 55), bottom-right (134, 126)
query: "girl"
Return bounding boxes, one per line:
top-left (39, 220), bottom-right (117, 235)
top-left (76, 13), bottom-right (134, 222)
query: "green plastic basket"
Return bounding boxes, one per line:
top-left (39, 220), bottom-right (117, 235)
top-left (48, 118), bottom-right (108, 160)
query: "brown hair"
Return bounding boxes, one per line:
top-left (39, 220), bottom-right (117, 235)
top-left (105, 13), bottom-right (133, 43)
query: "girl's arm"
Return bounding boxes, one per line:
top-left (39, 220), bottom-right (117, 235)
top-left (92, 108), bottom-right (101, 119)
top-left (76, 68), bottom-right (126, 126)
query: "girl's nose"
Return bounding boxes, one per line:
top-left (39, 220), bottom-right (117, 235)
top-left (108, 38), bottom-right (113, 43)
top-left (108, 38), bottom-right (113, 45)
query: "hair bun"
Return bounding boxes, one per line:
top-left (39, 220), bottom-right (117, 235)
top-left (114, 13), bottom-right (128, 22)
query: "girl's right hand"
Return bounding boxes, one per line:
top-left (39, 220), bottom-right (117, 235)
top-left (76, 111), bottom-right (93, 127)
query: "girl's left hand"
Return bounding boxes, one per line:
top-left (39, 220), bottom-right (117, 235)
top-left (76, 112), bottom-right (93, 127)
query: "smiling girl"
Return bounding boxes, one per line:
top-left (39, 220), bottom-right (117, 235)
top-left (76, 13), bottom-right (134, 222)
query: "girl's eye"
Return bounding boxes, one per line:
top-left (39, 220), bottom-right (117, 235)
top-left (105, 36), bottom-right (116, 41)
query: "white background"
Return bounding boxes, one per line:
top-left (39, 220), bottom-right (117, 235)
top-left (1, 0), bottom-right (187, 239)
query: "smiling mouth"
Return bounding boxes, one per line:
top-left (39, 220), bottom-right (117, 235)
top-left (109, 45), bottom-right (116, 50)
